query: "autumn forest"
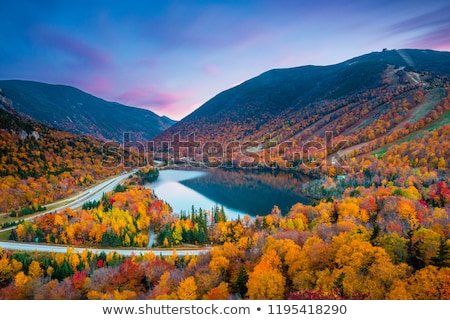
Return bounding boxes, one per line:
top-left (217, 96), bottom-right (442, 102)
top-left (1, 49), bottom-right (450, 300)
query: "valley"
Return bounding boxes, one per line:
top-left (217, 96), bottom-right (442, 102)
top-left (0, 49), bottom-right (449, 300)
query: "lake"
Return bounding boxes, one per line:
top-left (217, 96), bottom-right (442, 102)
top-left (146, 168), bottom-right (312, 219)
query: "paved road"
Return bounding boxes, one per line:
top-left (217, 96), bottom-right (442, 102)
top-left (48, 170), bottom-right (138, 211)
top-left (0, 241), bottom-right (210, 256)
top-left (0, 169), bottom-right (211, 256)
top-left (0, 170), bottom-right (136, 232)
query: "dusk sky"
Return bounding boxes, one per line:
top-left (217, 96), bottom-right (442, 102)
top-left (1, 0), bottom-right (450, 120)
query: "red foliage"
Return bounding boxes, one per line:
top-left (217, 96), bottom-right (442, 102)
top-left (386, 222), bottom-right (403, 234)
top-left (150, 200), bottom-right (164, 212)
top-left (106, 258), bottom-right (146, 292)
top-left (418, 199), bottom-right (428, 207)
top-left (96, 259), bottom-right (104, 268)
top-left (287, 289), bottom-right (370, 300)
top-left (71, 270), bottom-right (88, 289)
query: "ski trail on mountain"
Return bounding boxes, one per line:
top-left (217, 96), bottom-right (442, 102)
top-left (396, 49), bottom-right (415, 67)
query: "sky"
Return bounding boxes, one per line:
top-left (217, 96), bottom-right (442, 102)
top-left (1, 0), bottom-right (450, 120)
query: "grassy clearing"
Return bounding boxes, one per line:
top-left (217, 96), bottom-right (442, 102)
top-left (410, 88), bottom-right (446, 124)
top-left (372, 109), bottom-right (450, 157)
top-left (347, 92), bottom-right (411, 135)
top-left (0, 199), bottom-right (71, 227)
top-left (45, 200), bottom-right (72, 211)
top-left (0, 210), bottom-right (47, 225)
top-left (352, 117), bottom-right (375, 132)
top-left (0, 230), bottom-right (12, 241)
top-left (373, 131), bottom-right (425, 157)
top-left (426, 109), bottom-right (450, 131)
top-left (0, 215), bottom-right (19, 225)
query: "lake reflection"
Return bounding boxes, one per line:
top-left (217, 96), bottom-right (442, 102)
top-left (146, 169), bottom-right (311, 219)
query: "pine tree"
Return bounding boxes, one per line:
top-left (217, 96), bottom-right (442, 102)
top-left (234, 264), bottom-right (249, 298)
top-left (430, 239), bottom-right (450, 268)
top-left (407, 229), bottom-right (425, 270)
top-left (220, 205), bottom-right (226, 222)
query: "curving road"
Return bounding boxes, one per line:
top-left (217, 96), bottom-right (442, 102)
top-left (0, 241), bottom-right (210, 256)
top-left (0, 169), bottom-right (211, 256)
top-left (43, 170), bottom-right (138, 213)
top-left (0, 170), bottom-right (136, 232)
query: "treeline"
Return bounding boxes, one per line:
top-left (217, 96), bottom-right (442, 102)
top-left (10, 204), bottom-right (46, 218)
top-left (157, 205), bottom-right (227, 246)
top-left (1, 123), bottom-right (450, 300)
top-left (10, 186), bottom-right (172, 247)
top-left (304, 124), bottom-right (449, 204)
top-left (135, 167), bottom-right (159, 184)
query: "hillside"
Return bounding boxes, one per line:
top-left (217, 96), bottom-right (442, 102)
top-left (154, 49), bottom-right (450, 166)
top-left (0, 108), bottom-right (122, 213)
top-left (0, 80), bottom-right (175, 141)
top-left (2, 125), bottom-right (450, 299)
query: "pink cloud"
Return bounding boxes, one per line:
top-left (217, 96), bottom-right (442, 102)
top-left (386, 4), bottom-right (450, 51)
top-left (32, 25), bottom-right (112, 70)
top-left (114, 85), bottom-right (193, 119)
top-left (115, 86), bottom-right (177, 105)
top-left (406, 28), bottom-right (450, 51)
top-left (75, 75), bottom-right (113, 96)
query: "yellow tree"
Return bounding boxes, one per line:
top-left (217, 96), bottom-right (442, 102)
top-left (28, 260), bottom-right (44, 279)
top-left (152, 271), bottom-right (173, 299)
top-left (314, 202), bottom-right (333, 224)
top-left (263, 237), bottom-right (300, 263)
top-left (338, 198), bottom-right (368, 223)
top-left (333, 238), bottom-right (405, 298)
top-left (397, 198), bottom-right (418, 228)
top-left (172, 222), bottom-right (183, 245)
top-left (386, 279), bottom-right (412, 299)
top-left (14, 271), bottom-right (31, 287)
top-left (285, 236), bottom-right (326, 290)
top-left (209, 255), bottom-right (230, 274)
top-left (112, 290), bottom-right (137, 300)
top-left (0, 255), bottom-right (23, 287)
top-left (69, 253), bottom-right (80, 272)
top-left (15, 224), bottom-right (26, 241)
top-left (177, 276), bottom-right (198, 300)
top-left (247, 249), bottom-right (286, 299)
top-left (406, 266), bottom-right (450, 299)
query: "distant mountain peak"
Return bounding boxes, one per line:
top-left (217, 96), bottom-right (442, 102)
top-left (0, 80), bottom-right (175, 141)
top-left (153, 49), bottom-right (450, 151)
top-left (161, 115), bottom-right (177, 125)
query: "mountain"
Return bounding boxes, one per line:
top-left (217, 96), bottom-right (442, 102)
top-left (154, 49), bottom-right (450, 159)
top-left (0, 106), bottom-right (124, 212)
top-left (0, 80), bottom-right (175, 141)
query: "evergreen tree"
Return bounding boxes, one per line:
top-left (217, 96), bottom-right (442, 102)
top-left (370, 224), bottom-right (380, 244)
top-left (430, 238), bottom-right (450, 268)
top-left (157, 223), bottom-right (173, 246)
top-left (234, 265), bottom-right (249, 298)
top-left (220, 205), bottom-right (227, 222)
top-left (407, 229), bottom-right (425, 270)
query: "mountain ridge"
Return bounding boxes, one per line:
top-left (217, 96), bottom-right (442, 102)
top-left (153, 49), bottom-right (450, 160)
top-left (0, 79), bottom-right (175, 142)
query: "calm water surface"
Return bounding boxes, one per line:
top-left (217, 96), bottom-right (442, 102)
top-left (146, 169), bottom-right (311, 219)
